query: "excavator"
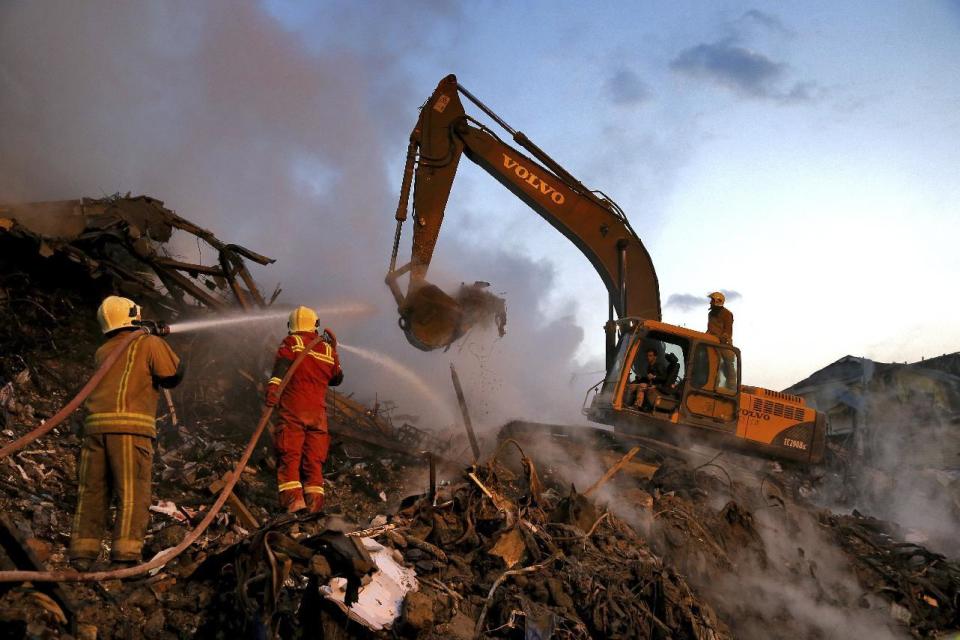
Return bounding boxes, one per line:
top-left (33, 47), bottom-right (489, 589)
top-left (386, 74), bottom-right (826, 465)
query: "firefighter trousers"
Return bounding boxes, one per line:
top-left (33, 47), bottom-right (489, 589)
top-left (69, 433), bottom-right (153, 562)
top-left (274, 413), bottom-right (329, 513)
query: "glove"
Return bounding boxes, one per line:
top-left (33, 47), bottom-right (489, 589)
top-left (265, 385), bottom-right (279, 408)
top-left (322, 327), bottom-right (337, 347)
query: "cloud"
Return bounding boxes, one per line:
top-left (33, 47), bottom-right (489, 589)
top-left (666, 290), bottom-right (741, 312)
top-left (741, 9), bottom-right (794, 37)
top-left (670, 37), bottom-right (818, 103)
top-left (670, 38), bottom-right (783, 97)
top-left (604, 69), bottom-right (652, 106)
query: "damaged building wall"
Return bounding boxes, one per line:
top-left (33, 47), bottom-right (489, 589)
top-left (0, 195), bottom-right (275, 313)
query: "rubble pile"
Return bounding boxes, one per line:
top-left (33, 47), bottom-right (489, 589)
top-left (1, 196), bottom-right (959, 639)
top-left (823, 511), bottom-right (960, 635)
top-left (385, 443), bottom-right (730, 639)
top-left (0, 194), bottom-right (276, 312)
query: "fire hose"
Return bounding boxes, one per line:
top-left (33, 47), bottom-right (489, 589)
top-left (0, 328), bottom-right (147, 460)
top-left (0, 333), bottom-right (324, 583)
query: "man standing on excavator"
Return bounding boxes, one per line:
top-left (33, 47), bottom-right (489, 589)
top-left (70, 296), bottom-right (183, 570)
top-left (266, 306), bottom-right (343, 514)
top-left (707, 291), bottom-right (737, 385)
top-left (706, 292), bottom-right (734, 344)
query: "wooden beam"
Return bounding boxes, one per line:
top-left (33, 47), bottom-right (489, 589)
top-left (208, 474), bottom-right (260, 530)
top-left (153, 264), bottom-right (227, 309)
top-left (450, 364), bottom-right (480, 462)
top-left (218, 250), bottom-right (250, 310)
top-left (152, 257), bottom-right (224, 277)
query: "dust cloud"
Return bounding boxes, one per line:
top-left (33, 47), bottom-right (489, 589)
top-left (0, 1), bottom-right (596, 434)
top-left (816, 389), bottom-right (960, 558)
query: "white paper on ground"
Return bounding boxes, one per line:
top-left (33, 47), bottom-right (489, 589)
top-left (320, 537), bottom-right (418, 630)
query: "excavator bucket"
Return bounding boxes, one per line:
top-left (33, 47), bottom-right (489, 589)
top-left (400, 281), bottom-right (506, 351)
top-left (400, 283), bottom-right (463, 351)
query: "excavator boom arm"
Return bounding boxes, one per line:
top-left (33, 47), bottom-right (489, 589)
top-left (388, 74), bottom-right (661, 356)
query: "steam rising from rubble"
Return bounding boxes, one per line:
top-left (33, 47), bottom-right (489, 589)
top-left (0, 1), bottom-right (592, 430)
top-left (819, 390), bottom-right (960, 558)
top-left (703, 507), bottom-right (906, 640)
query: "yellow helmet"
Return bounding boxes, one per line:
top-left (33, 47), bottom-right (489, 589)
top-left (288, 306), bottom-right (319, 334)
top-left (708, 291), bottom-right (725, 306)
top-left (97, 296), bottom-right (141, 334)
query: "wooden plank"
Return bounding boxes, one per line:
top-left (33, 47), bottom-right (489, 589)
top-left (152, 257), bottom-right (224, 277)
top-left (217, 250), bottom-right (250, 310)
top-left (208, 474), bottom-right (260, 530)
top-left (583, 447), bottom-right (643, 497)
top-left (153, 264), bottom-right (227, 309)
top-left (450, 364), bottom-right (480, 462)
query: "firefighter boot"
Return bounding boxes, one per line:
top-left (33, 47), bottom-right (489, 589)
top-left (304, 486), bottom-right (325, 513)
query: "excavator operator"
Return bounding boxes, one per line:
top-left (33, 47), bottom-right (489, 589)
top-left (266, 306), bottom-right (343, 514)
top-left (641, 352), bottom-right (681, 411)
top-left (634, 349), bottom-right (663, 409)
top-left (70, 296), bottom-right (183, 570)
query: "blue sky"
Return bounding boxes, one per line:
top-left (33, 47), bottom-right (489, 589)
top-left (2, 1), bottom-right (958, 422)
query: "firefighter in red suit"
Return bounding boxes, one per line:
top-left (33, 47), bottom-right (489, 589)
top-left (266, 306), bottom-right (343, 513)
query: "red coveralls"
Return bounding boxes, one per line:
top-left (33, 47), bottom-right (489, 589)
top-left (265, 331), bottom-right (343, 513)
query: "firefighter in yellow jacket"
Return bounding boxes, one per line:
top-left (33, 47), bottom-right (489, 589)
top-left (69, 296), bottom-right (183, 570)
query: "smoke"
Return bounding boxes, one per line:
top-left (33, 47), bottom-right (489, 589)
top-left (820, 383), bottom-right (960, 558)
top-left (0, 1), bottom-right (595, 433)
top-left (665, 289), bottom-right (742, 312)
top-left (702, 505), bottom-right (907, 640)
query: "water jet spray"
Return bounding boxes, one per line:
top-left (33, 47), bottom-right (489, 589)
top-left (337, 342), bottom-right (455, 423)
top-left (162, 303), bottom-right (375, 334)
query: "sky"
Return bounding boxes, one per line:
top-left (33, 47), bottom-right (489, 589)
top-left (2, 1), bottom-right (959, 428)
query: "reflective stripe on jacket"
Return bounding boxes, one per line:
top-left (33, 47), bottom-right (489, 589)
top-left (265, 332), bottom-right (343, 425)
top-left (84, 330), bottom-right (181, 438)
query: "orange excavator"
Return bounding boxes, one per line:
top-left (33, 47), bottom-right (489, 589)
top-left (386, 74), bottom-right (825, 465)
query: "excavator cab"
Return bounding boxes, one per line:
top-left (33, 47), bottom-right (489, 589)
top-left (586, 318), bottom-right (824, 464)
top-left (589, 318), bottom-right (740, 429)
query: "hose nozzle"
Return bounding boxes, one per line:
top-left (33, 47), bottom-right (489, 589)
top-left (133, 320), bottom-right (170, 336)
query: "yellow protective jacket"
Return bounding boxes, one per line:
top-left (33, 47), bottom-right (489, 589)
top-left (707, 307), bottom-right (734, 345)
top-left (84, 330), bottom-right (182, 438)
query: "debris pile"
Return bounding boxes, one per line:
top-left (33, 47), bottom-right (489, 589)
top-left (0, 194), bottom-right (275, 312)
top-left (385, 441), bottom-right (730, 639)
top-left (824, 510), bottom-right (960, 635)
top-left (1, 195), bottom-right (959, 638)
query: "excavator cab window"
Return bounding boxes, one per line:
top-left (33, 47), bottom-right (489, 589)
top-left (603, 332), bottom-right (635, 394)
top-left (690, 344), bottom-right (739, 394)
top-left (615, 330), bottom-right (689, 413)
